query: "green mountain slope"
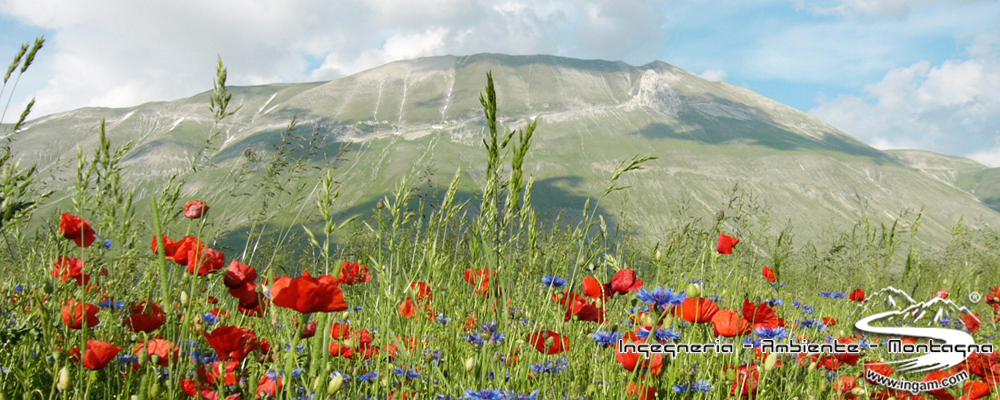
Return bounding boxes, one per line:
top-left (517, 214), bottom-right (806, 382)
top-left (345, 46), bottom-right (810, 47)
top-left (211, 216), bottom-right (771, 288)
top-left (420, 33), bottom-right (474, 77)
top-left (11, 53), bottom-right (1000, 248)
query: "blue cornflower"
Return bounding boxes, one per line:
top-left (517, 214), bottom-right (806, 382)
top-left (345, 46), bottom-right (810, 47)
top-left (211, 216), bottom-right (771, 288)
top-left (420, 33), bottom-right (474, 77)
top-left (465, 333), bottom-right (485, 345)
top-left (628, 306), bottom-right (650, 313)
top-left (462, 389), bottom-right (505, 400)
top-left (394, 368), bottom-right (421, 379)
top-left (505, 390), bottom-right (539, 400)
top-left (102, 239), bottom-right (112, 250)
top-left (791, 301), bottom-right (801, 307)
top-left (437, 313), bottom-right (452, 324)
top-left (672, 383), bottom-right (690, 393)
top-left (13, 285), bottom-right (24, 293)
top-left (802, 305), bottom-right (815, 314)
top-left (636, 287), bottom-right (686, 309)
top-left (798, 319), bottom-right (828, 331)
top-left (754, 326), bottom-right (789, 341)
top-left (202, 312), bottom-right (219, 326)
top-left (635, 326), bottom-right (652, 340)
top-left (291, 369), bottom-right (302, 378)
top-left (358, 371), bottom-right (379, 382)
top-left (693, 380), bottom-right (712, 393)
top-left (542, 275), bottom-right (568, 289)
top-left (763, 298), bottom-right (784, 307)
top-left (480, 322), bottom-right (498, 334)
top-left (529, 357), bottom-right (567, 374)
top-left (592, 330), bottom-right (621, 347)
top-left (491, 332), bottom-right (505, 343)
top-left (709, 296), bottom-right (725, 303)
top-left (437, 396), bottom-right (457, 400)
top-left (655, 327), bottom-right (681, 342)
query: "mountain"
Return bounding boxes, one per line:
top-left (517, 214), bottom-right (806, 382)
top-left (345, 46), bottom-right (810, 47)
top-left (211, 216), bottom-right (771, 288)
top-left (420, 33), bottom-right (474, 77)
top-left (888, 149), bottom-right (1000, 212)
top-left (10, 53), bottom-right (1000, 249)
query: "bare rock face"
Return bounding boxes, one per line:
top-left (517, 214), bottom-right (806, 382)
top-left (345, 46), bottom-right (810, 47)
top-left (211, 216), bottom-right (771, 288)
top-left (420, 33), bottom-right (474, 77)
top-left (627, 70), bottom-right (682, 117)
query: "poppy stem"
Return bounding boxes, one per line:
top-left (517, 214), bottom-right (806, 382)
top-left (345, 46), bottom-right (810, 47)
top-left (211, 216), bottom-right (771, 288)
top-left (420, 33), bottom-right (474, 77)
top-left (150, 196), bottom-right (170, 303)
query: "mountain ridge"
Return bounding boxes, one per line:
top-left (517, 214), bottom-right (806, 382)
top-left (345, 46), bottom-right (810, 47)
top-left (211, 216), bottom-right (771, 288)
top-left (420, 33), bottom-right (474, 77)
top-left (10, 53), bottom-right (1000, 249)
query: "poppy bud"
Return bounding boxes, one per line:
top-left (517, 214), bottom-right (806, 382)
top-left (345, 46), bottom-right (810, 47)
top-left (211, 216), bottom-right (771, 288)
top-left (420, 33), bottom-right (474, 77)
top-left (593, 298), bottom-right (604, 309)
top-left (342, 312), bottom-right (349, 320)
top-left (850, 387), bottom-right (866, 396)
top-left (716, 210), bottom-right (725, 221)
top-left (807, 362), bottom-right (817, 373)
top-left (150, 355), bottom-right (160, 365)
top-left (655, 250), bottom-right (662, 262)
top-left (942, 279), bottom-right (948, 285)
top-left (327, 374), bottom-right (344, 395)
top-left (763, 353), bottom-right (778, 371)
top-left (819, 380), bottom-right (827, 392)
top-left (376, 198), bottom-right (385, 209)
top-left (57, 366), bottom-right (71, 391)
top-left (312, 376), bottom-right (323, 392)
top-left (641, 314), bottom-right (655, 327)
top-left (544, 336), bottom-right (555, 349)
top-left (52, 350), bottom-right (62, 362)
top-left (662, 315), bottom-right (674, 328)
top-left (686, 283), bottom-right (702, 298)
top-left (381, 376), bottom-right (389, 387)
top-left (182, 273), bottom-right (190, 284)
top-left (180, 291), bottom-right (189, 307)
top-left (148, 379), bottom-right (161, 398)
top-left (342, 339), bottom-right (354, 348)
top-left (464, 357), bottom-right (476, 372)
top-left (131, 396), bottom-right (138, 400)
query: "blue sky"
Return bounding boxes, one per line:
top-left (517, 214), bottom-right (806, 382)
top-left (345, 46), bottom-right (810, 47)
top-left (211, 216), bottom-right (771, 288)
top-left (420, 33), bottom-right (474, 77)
top-left (2, 0), bottom-right (999, 164)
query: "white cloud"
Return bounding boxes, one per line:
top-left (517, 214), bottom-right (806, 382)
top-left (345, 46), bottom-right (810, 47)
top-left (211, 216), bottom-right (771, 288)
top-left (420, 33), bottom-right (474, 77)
top-left (810, 34), bottom-right (1000, 166)
top-left (698, 69), bottom-right (727, 82)
top-left (0, 0), bottom-right (666, 118)
top-left (797, 0), bottom-right (985, 17)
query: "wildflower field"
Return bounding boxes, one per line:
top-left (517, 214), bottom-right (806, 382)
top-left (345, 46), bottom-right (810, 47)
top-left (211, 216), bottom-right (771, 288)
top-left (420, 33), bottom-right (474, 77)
top-left (0, 40), bottom-right (999, 400)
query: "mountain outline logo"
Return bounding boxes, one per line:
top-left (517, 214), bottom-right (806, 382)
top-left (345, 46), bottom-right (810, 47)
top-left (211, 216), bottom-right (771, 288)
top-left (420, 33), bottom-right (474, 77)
top-left (854, 286), bottom-right (993, 374)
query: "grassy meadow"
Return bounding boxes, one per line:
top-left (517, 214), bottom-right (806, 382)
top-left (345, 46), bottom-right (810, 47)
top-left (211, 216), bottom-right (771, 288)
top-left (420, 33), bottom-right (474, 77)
top-left (0, 43), bottom-right (998, 400)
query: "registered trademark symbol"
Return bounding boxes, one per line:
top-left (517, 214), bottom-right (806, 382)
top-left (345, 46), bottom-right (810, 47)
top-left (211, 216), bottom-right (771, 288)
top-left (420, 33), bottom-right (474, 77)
top-left (969, 292), bottom-right (982, 303)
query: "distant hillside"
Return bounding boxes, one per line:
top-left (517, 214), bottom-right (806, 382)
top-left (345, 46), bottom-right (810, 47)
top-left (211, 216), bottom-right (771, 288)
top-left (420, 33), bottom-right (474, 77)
top-left (11, 53), bottom-right (1000, 250)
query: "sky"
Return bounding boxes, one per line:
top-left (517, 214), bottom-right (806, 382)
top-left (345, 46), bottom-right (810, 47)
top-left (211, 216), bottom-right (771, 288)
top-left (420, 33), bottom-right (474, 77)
top-left (1, 0), bottom-right (999, 164)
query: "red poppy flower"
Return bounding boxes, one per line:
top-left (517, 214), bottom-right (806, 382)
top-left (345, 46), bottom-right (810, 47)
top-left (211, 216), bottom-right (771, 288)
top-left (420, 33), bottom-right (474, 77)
top-left (224, 261), bottom-right (258, 289)
top-left (256, 373), bottom-right (281, 398)
top-left (527, 330), bottom-right (570, 355)
top-left (964, 381), bottom-right (992, 400)
top-left (328, 342), bottom-right (354, 359)
top-left (562, 295), bottom-right (605, 323)
top-left (399, 297), bottom-right (417, 318)
top-left (271, 271), bottom-right (348, 314)
top-left (180, 378), bottom-right (199, 396)
top-left (762, 266), bottom-right (776, 283)
top-left (83, 339), bottom-right (121, 370)
top-left (863, 361), bottom-right (895, 384)
top-left (961, 313), bottom-right (982, 333)
top-left (124, 301), bottom-right (165, 333)
top-left (609, 269), bottom-right (643, 295)
top-left (822, 317), bottom-right (837, 327)
top-left (300, 320), bottom-right (317, 339)
top-left (581, 276), bottom-right (609, 301)
top-left (616, 341), bottom-right (664, 376)
top-left (742, 298), bottom-right (781, 329)
top-left (184, 201), bottom-right (209, 219)
top-left (626, 382), bottom-right (657, 400)
top-left (59, 213), bottom-right (97, 248)
top-left (921, 371), bottom-right (954, 399)
top-left (205, 326), bottom-right (260, 362)
top-left (938, 289), bottom-right (949, 299)
top-left (849, 289), bottom-right (866, 302)
top-left (135, 338), bottom-right (178, 367)
top-left (835, 337), bottom-right (861, 366)
top-left (51, 256), bottom-right (90, 286)
top-left (62, 299), bottom-right (99, 329)
top-left (337, 262), bottom-right (371, 285)
top-left (186, 247), bottom-right (225, 276)
top-left (199, 360), bottom-right (240, 386)
top-left (717, 232), bottom-right (739, 255)
top-left (464, 268), bottom-right (498, 296)
top-left (818, 355), bottom-right (842, 371)
top-left (229, 282), bottom-right (264, 310)
top-left (834, 376), bottom-right (857, 393)
top-left (728, 364), bottom-right (761, 398)
top-left (150, 234), bottom-right (178, 257)
top-left (711, 309), bottom-right (752, 337)
top-left (409, 281), bottom-right (432, 301)
top-left (330, 323), bottom-right (351, 339)
top-left (168, 236), bottom-right (204, 266)
top-left (675, 297), bottom-right (720, 324)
